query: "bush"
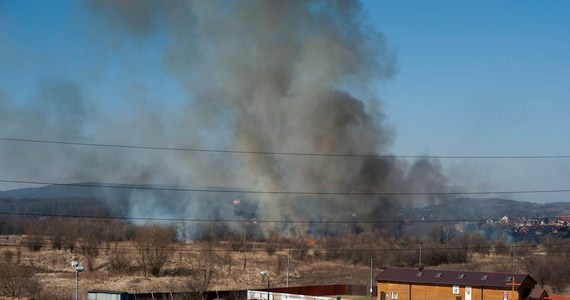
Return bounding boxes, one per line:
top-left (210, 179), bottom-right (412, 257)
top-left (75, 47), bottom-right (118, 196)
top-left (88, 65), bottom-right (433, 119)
top-left (494, 241), bottom-right (510, 256)
top-left (266, 244), bottom-right (276, 256)
top-left (291, 243), bottom-right (309, 261)
top-left (2, 250), bottom-right (14, 264)
top-left (108, 250), bottom-right (134, 274)
top-left (134, 223), bottom-right (176, 277)
top-left (0, 264), bottom-right (42, 297)
top-left (21, 235), bottom-right (44, 252)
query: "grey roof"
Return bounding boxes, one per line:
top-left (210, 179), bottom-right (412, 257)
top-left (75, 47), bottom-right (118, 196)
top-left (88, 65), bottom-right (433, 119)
top-left (526, 287), bottom-right (547, 300)
top-left (376, 267), bottom-right (536, 290)
top-left (88, 290), bottom-right (130, 295)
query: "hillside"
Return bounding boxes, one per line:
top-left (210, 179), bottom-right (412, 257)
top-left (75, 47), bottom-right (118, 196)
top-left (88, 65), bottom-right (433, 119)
top-left (2, 184), bottom-right (570, 222)
top-left (416, 197), bottom-right (570, 220)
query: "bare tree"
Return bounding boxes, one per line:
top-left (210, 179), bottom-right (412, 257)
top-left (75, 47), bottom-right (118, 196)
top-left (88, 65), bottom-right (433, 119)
top-left (428, 224), bottom-right (453, 245)
top-left (45, 218), bottom-right (64, 250)
top-left (221, 250), bottom-right (233, 275)
top-left (108, 248), bottom-right (133, 274)
top-left (494, 241), bottom-right (510, 256)
top-left (276, 254), bottom-right (285, 276)
top-left (0, 264), bottom-right (41, 297)
top-left (183, 250), bottom-right (218, 300)
top-left (22, 222), bottom-right (45, 252)
top-left (549, 255), bottom-right (570, 294)
top-left (2, 250), bottom-right (14, 264)
top-left (61, 220), bottom-right (80, 252)
top-left (78, 222), bottom-right (103, 271)
top-left (524, 255), bottom-right (551, 287)
top-left (133, 223), bottom-right (176, 277)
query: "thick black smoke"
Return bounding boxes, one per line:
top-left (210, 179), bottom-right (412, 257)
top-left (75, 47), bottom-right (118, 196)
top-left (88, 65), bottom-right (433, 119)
top-left (0, 0), bottom-right (450, 237)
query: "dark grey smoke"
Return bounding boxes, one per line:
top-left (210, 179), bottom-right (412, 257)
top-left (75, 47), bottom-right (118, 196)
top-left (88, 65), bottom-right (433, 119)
top-left (0, 0), bottom-right (450, 237)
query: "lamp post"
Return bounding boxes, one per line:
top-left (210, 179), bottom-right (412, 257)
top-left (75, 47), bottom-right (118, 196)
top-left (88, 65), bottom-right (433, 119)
top-left (71, 256), bottom-right (84, 300)
top-left (260, 270), bottom-right (270, 300)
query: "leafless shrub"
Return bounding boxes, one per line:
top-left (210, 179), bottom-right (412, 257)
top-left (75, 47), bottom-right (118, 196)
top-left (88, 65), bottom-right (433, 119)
top-left (275, 254), bottom-right (285, 276)
top-left (181, 250), bottom-right (218, 300)
top-left (524, 254), bottom-right (570, 293)
top-left (21, 235), bottom-right (44, 252)
top-left (3, 249), bottom-right (14, 264)
top-left (78, 222), bottom-right (103, 271)
top-left (45, 218), bottom-right (64, 250)
top-left (494, 241), bottom-right (510, 256)
top-left (265, 244), bottom-right (276, 256)
top-left (291, 243), bottom-right (309, 261)
top-left (15, 246), bottom-right (21, 265)
top-left (221, 250), bottom-right (233, 275)
top-left (108, 249), bottom-right (134, 274)
top-left (549, 255), bottom-right (570, 294)
top-left (0, 263), bottom-right (42, 297)
top-left (134, 223), bottom-right (176, 277)
top-left (61, 221), bottom-right (80, 252)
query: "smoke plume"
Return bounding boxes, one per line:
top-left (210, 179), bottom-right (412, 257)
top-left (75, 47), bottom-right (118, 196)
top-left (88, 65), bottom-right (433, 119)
top-left (0, 0), bottom-right (449, 237)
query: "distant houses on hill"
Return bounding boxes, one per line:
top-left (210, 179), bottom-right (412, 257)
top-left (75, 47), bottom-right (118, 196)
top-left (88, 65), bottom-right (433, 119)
top-left (449, 215), bottom-right (570, 242)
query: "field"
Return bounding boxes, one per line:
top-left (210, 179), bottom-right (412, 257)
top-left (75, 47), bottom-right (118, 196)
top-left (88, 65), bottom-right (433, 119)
top-left (0, 236), bottom-right (375, 299)
top-left (1, 234), bottom-right (569, 299)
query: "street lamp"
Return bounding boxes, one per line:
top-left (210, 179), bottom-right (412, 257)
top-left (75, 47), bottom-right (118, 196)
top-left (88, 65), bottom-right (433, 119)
top-left (71, 256), bottom-right (84, 300)
top-left (260, 270), bottom-right (270, 300)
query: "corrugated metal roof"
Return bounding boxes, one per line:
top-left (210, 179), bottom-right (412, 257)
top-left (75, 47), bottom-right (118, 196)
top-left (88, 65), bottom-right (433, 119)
top-left (376, 267), bottom-right (535, 289)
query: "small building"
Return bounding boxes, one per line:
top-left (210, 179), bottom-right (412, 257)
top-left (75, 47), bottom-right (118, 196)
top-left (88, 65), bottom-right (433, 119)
top-left (376, 267), bottom-right (547, 300)
top-left (88, 290), bottom-right (131, 300)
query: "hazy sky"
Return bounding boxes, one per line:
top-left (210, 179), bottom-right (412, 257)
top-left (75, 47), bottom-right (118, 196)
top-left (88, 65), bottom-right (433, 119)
top-left (1, 0), bottom-right (569, 203)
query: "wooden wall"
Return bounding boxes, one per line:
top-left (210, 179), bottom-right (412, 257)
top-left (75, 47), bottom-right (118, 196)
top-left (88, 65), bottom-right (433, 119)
top-left (378, 282), bottom-right (519, 300)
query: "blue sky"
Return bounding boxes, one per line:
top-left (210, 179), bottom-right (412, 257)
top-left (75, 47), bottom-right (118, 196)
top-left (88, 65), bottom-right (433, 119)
top-left (364, 1), bottom-right (570, 202)
top-left (366, 0), bottom-right (570, 157)
top-left (1, 1), bottom-right (570, 202)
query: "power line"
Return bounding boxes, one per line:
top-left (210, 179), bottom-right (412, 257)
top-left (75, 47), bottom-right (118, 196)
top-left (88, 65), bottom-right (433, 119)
top-left (1, 136), bottom-right (569, 160)
top-left (0, 211), bottom-right (561, 225)
top-left (2, 179), bottom-right (570, 196)
top-left (0, 241), bottom-right (568, 253)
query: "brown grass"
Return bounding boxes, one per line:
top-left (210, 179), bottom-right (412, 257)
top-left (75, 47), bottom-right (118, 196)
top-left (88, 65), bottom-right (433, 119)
top-left (3, 239), bottom-right (373, 299)
top-left (3, 237), bottom-right (568, 298)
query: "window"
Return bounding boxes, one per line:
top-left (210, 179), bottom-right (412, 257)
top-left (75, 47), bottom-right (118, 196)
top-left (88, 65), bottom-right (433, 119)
top-left (416, 272), bottom-right (423, 277)
top-left (390, 292), bottom-right (398, 299)
top-left (458, 274), bottom-right (465, 279)
top-left (452, 286), bottom-right (460, 294)
top-left (481, 275), bottom-right (488, 280)
top-left (505, 276), bottom-right (513, 282)
top-left (435, 273), bottom-right (443, 278)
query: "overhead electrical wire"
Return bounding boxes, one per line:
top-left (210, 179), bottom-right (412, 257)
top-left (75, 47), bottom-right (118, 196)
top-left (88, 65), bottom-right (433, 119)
top-left (0, 211), bottom-right (560, 224)
top-left (0, 242), bottom-right (567, 253)
top-left (1, 136), bottom-right (569, 160)
top-left (2, 137), bottom-right (568, 256)
top-left (1, 178), bottom-right (570, 196)
top-left (3, 137), bottom-right (570, 195)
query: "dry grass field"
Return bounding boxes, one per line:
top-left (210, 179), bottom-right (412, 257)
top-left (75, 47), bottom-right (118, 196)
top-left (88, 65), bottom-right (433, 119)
top-left (0, 235), bottom-right (375, 299)
top-left (1, 235), bottom-right (568, 299)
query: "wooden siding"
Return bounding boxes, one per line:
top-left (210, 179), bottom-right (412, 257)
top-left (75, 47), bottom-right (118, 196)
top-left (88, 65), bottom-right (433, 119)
top-left (378, 282), bottom-right (519, 300)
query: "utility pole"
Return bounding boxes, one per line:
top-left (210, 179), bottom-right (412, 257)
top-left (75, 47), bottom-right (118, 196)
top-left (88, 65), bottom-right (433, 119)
top-left (286, 249), bottom-right (290, 287)
top-left (419, 241), bottom-right (423, 269)
top-left (260, 271), bottom-right (270, 300)
top-left (369, 258), bottom-right (373, 297)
